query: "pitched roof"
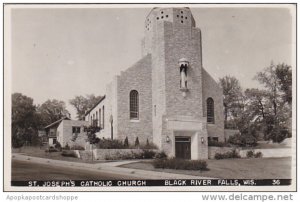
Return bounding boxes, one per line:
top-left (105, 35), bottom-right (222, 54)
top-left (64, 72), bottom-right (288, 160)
top-left (84, 95), bottom-right (106, 116)
top-left (44, 117), bottom-right (70, 129)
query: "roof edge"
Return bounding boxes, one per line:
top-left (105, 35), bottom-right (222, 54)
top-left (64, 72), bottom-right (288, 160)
top-left (84, 95), bottom-right (106, 116)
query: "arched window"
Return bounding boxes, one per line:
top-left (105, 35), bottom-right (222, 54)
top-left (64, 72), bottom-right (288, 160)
top-left (207, 97), bottom-right (214, 123)
top-left (130, 90), bottom-right (139, 119)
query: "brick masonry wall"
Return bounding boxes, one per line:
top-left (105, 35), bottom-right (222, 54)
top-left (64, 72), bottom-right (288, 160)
top-left (142, 8), bottom-right (223, 158)
top-left (202, 69), bottom-right (225, 142)
top-left (148, 13), bottom-right (205, 150)
top-left (164, 22), bottom-right (203, 119)
top-left (116, 55), bottom-right (153, 146)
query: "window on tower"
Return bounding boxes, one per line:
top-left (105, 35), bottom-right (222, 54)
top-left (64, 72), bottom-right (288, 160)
top-left (179, 58), bottom-right (189, 91)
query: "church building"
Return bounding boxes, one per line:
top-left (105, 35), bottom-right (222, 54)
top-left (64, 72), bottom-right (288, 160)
top-left (85, 7), bottom-right (225, 160)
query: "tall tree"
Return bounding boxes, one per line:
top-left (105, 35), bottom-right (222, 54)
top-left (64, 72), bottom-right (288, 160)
top-left (12, 93), bottom-right (39, 147)
top-left (37, 99), bottom-right (70, 126)
top-left (69, 94), bottom-right (102, 120)
top-left (255, 62), bottom-right (282, 117)
top-left (254, 62), bottom-right (292, 142)
top-left (275, 63), bottom-right (292, 105)
top-left (218, 75), bottom-right (244, 128)
top-left (244, 88), bottom-right (269, 121)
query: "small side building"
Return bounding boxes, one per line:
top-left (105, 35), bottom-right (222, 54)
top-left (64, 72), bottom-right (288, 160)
top-left (44, 117), bottom-right (89, 148)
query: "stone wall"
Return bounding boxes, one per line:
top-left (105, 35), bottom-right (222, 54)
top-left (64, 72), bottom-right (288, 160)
top-left (239, 148), bottom-right (292, 158)
top-left (208, 146), bottom-right (292, 159)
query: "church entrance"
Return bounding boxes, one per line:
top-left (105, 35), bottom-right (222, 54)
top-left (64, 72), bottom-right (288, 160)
top-left (175, 136), bottom-right (191, 159)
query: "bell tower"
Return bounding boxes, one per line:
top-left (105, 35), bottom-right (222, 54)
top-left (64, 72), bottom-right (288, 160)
top-left (142, 7), bottom-right (197, 57)
top-left (144, 8), bottom-right (206, 158)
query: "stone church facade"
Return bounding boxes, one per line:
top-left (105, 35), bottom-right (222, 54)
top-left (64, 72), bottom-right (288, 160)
top-left (85, 7), bottom-right (225, 160)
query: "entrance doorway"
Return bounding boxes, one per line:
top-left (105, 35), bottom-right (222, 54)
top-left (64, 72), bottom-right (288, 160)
top-left (175, 137), bottom-right (191, 159)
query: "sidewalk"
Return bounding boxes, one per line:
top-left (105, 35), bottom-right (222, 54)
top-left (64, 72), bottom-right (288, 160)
top-left (12, 154), bottom-right (208, 179)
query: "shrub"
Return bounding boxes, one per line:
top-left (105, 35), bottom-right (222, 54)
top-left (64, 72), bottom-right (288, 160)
top-left (214, 149), bottom-right (241, 160)
top-left (141, 149), bottom-right (156, 159)
top-left (54, 142), bottom-right (62, 151)
top-left (254, 151), bottom-right (263, 158)
top-left (96, 138), bottom-right (125, 149)
top-left (245, 150), bottom-right (263, 158)
top-left (135, 137), bottom-right (140, 147)
top-left (104, 150), bottom-right (158, 160)
top-left (152, 158), bottom-right (208, 171)
top-left (12, 135), bottom-right (24, 148)
top-left (140, 142), bottom-right (158, 150)
top-left (242, 135), bottom-right (257, 147)
top-left (208, 140), bottom-right (229, 147)
top-left (104, 151), bottom-right (137, 160)
top-left (155, 151), bottom-right (168, 159)
top-left (228, 134), bottom-right (242, 146)
top-left (246, 150), bottom-right (254, 158)
top-left (228, 134), bottom-right (257, 147)
top-left (45, 146), bottom-right (59, 153)
top-left (124, 137), bottom-right (129, 148)
top-left (61, 150), bottom-right (77, 158)
top-left (63, 143), bottom-right (70, 150)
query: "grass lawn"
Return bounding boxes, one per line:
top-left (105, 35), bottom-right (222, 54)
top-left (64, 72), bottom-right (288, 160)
top-left (12, 146), bottom-right (99, 164)
top-left (120, 157), bottom-right (291, 179)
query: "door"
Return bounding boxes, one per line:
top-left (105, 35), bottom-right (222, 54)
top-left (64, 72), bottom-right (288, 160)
top-left (175, 137), bottom-right (191, 159)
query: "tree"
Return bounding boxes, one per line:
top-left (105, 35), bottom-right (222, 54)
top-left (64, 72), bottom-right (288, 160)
top-left (37, 99), bottom-right (69, 126)
top-left (254, 62), bottom-right (292, 142)
top-left (11, 93), bottom-right (39, 147)
top-left (135, 137), bottom-right (140, 147)
top-left (244, 88), bottom-right (269, 121)
top-left (69, 94), bottom-right (102, 120)
top-left (124, 136), bottom-right (129, 148)
top-left (84, 125), bottom-right (100, 144)
top-left (275, 63), bottom-right (292, 105)
top-left (219, 76), bottom-right (244, 128)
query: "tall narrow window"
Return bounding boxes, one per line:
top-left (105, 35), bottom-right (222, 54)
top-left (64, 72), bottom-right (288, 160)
top-left (102, 106), bottom-right (105, 129)
top-left (99, 109), bottom-right (101, 128)
top-left (130, 90), bottom-right (139, 119)
top-left (96, 111), bottom-right (98, 126)
top-left (207, 97), bottom-right (215, 123)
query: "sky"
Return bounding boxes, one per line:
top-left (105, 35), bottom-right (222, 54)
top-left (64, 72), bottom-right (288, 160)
top-left (9, 5), bottom-right (294, 119)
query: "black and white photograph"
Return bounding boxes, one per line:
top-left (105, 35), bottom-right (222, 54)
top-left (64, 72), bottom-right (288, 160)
top-left (3, 3), bottom-right (296, 192)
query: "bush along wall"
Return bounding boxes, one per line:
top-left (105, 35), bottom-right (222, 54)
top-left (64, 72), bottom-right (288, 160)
top-left (152, 158), bottom-right (208, 171)
top-left (247, 150), bottom-right (263, 158)
top-left (214, 149), bottom-right (241, 160)
top-left (93, 149), bottom-right (166, 160)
